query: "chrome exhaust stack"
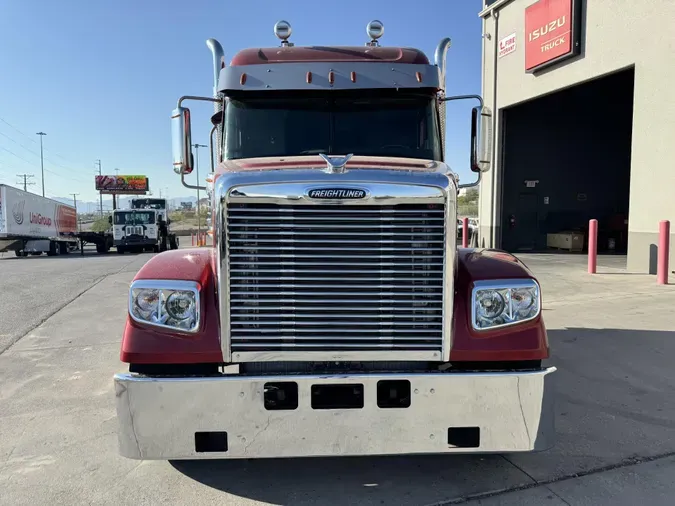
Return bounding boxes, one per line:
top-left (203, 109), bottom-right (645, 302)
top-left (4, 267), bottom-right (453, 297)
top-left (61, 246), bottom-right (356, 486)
top-left (206, 38), bottom-right (225, 165)
top-left (434, 37), bottom-right (452, 91)
top-left (434, 37), bottom-right (452, 160)
top-left (206, 38), bottom-right (225, 98)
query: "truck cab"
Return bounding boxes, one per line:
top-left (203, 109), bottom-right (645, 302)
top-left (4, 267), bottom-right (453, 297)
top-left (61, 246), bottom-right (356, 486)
top-left (112, 209), bottom-right (160, 254)
top-left (130, 197), bottom-right (168, 222)
top-left (114, 20), bottom-right (555, 461)
top-left (129, 197), bottom-right (180, 251)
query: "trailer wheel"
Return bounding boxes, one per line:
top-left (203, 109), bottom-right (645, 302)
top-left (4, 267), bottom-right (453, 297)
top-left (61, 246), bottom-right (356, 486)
top-left (96, 243), bottom-right (108, 254)
top-left (169, 235), bottom-right (178, 250)
top-left (47, 241), bottom-right (58, 256)
top-left (14, 250), bottom-right (27, 257)
top-left (59, 242), bottom-right (69, 255)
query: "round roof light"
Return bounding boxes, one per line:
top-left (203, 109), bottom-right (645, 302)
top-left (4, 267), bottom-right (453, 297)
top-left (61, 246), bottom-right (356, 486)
top-left (274, 20), bottom-right (292, 42)
top-left (366, 20), bottom-right (384, 41)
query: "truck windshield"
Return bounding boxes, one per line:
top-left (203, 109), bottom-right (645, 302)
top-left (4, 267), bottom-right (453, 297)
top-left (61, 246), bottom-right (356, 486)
top-left (223, 90), bottom-right (442, 161)
top-left (114, 212), bottom-right (155, 225)
top-left (131, 199), bottom-right (165, 210)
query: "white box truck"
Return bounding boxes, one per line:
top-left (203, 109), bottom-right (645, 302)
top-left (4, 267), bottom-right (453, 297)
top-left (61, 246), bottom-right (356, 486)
top-left (0, 184), bottom-right (79, 257)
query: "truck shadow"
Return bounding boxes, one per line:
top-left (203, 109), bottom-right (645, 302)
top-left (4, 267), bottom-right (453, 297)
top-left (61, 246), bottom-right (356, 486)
top-left (170, 453), bottom-right (515, 505)
top-left (170, 327), bottom-right (675, 505)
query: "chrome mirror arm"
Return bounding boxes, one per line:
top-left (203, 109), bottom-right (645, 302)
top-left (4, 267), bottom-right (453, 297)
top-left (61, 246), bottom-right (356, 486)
top-left (181, 172), bottom-right (206, 191)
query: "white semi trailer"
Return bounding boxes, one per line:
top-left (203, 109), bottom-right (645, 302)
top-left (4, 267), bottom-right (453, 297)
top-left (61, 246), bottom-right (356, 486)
top-left (0, 184), bottom-right (79, 256)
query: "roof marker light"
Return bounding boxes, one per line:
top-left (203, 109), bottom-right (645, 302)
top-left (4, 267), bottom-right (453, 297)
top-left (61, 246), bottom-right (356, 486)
top-left (328, 71), bottom-right (335, 85)
top-left (306, 71), bottom-right (312, 83)
top-left (350, 71), bottom-right (356, 82)
top-left (416, 71), bottom-right (422, 82)
top-left (240, 73), bottom-right (247, 85)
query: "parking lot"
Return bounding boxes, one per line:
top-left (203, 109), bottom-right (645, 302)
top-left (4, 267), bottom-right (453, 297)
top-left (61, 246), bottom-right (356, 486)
top-left (1, 248), bottom-right (674, 505)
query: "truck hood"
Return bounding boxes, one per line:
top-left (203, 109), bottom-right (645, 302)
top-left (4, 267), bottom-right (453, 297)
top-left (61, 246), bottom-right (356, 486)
top-left (217, 155), bottom-right (449, 174)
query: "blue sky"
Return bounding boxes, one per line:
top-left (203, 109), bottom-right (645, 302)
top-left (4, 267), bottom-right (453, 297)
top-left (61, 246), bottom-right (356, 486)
top-left (0, 0), bottom-right (483, 208)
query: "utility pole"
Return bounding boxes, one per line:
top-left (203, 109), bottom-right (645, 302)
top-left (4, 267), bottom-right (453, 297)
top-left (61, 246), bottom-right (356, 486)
top-left (16, 173), bottom-right (35, 192)
top-left (70, 193), bottom-right (80, 231)
top-left (36, 132), bottom-right (47, 197)
top-left (95, 159), bottom-right (103, 217)
top-left (112, 168), bottom-right (120, 210)
top-left (193, 143), bottom-right (207, 237)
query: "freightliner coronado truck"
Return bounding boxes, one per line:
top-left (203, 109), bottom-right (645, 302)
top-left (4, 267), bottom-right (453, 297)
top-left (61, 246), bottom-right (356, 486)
top-left (114, 21), bottom-right (555, 460)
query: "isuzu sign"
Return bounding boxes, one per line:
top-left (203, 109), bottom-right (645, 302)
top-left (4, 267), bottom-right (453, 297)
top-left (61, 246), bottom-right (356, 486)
top-left (525, 0), bottom-right (581, 72)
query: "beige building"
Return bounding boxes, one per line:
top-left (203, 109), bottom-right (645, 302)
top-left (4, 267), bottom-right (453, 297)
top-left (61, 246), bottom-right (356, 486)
top-left (477, 0), bottom-right (675, 273)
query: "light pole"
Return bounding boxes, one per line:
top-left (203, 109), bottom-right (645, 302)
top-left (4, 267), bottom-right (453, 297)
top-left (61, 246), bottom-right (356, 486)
top-left (193, 143), bottom-right (207, 237)
top-left (36, 132), bottom-right (46, 197)
top-left (113, 168), bottom-right (120, 209)
top-left (95, 159), bottom-right (103, 217)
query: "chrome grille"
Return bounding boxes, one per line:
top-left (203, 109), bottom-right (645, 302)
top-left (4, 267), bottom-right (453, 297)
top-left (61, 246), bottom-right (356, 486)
top-left (225, 203), bottom-right (446, 352)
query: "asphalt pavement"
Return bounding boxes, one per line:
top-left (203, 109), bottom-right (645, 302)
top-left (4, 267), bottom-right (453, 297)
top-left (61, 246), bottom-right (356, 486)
top-left (0, 246), bottom-right (146, 354)
top-left (1, 250), bottom-right (675, 505)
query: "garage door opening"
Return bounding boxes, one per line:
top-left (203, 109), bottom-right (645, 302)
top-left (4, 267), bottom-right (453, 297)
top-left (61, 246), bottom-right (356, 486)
top-left (499, 67), bottom-right (635, 259)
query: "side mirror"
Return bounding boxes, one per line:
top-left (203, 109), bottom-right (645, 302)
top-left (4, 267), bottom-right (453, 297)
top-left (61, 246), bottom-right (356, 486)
top-left (108, 216), bottom-right (112, 224)
top-left (470, 106), bottom-right (493, 173)
top-left (171, 107), bottom-right (194, 175)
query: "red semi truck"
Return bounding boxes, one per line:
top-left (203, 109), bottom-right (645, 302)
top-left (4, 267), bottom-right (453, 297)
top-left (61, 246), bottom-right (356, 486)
top-left (114, 20), bottom-right (555, 460)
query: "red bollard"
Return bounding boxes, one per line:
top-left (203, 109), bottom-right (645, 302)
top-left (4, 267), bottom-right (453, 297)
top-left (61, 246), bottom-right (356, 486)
top-left (462, 217), bottom-right (469, 248)
top-left (588, 219), bottom-right (598, 274)
top-left (657, 220), bottom-right (670, 285)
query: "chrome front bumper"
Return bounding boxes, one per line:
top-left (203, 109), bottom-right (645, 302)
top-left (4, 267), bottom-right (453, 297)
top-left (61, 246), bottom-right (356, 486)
top-left (114, 367), bottom-right (556, 460)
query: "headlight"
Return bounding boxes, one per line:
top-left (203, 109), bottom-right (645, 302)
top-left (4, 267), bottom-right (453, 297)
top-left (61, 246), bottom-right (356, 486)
top-left (471, 279), bottom-right (540, 331)
top-left (129, 280), bottom-right (200, 332)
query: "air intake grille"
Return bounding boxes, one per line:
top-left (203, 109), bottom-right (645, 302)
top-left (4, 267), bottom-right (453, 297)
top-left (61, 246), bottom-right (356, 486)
top-left (225, 203), bottom-right (446, 352)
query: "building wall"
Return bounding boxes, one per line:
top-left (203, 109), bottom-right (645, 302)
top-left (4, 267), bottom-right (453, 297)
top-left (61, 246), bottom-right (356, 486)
top-left (478, 0), bottom-right (675, 272)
